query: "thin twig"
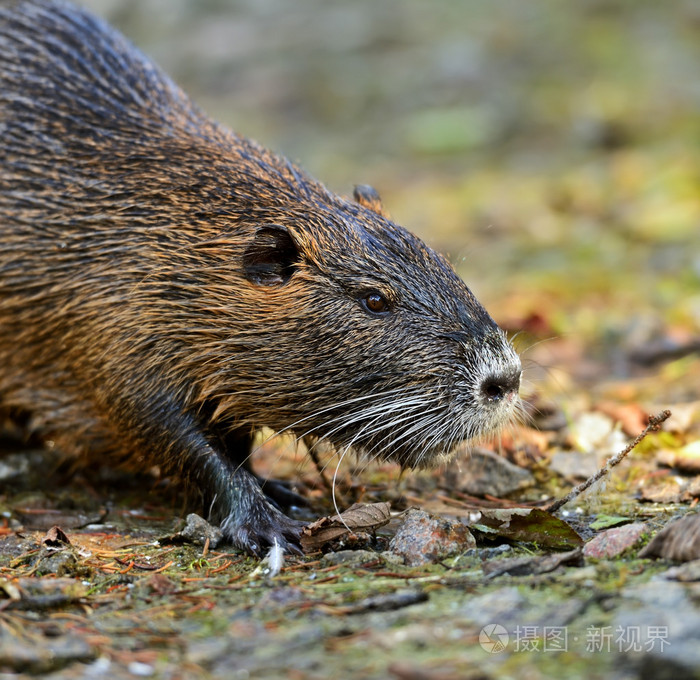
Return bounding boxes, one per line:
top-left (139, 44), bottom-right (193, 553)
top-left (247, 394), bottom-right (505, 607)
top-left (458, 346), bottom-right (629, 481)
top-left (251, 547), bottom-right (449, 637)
top-left (546, 409), bottom-right (672, 514)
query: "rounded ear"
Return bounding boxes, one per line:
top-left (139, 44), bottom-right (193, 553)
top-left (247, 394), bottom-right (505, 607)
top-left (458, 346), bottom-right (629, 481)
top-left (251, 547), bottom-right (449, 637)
top-left (353, 184), bottom-right (387, 218)
top-left (242, 225), bottom-right (300, 286)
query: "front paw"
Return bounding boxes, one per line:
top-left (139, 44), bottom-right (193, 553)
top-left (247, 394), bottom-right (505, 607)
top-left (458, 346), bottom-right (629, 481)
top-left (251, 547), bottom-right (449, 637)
top-left (221, 501), bottom-right (306, 557)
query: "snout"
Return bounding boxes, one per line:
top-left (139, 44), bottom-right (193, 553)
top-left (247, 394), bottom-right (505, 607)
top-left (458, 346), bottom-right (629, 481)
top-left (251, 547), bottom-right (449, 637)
top-left (479, 367), bottom-right (521, 405)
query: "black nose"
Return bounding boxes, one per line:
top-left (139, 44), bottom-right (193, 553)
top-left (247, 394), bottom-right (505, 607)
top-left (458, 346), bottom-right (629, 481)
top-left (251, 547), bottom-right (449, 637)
top-left (480, 370), bottom-right (521, 403)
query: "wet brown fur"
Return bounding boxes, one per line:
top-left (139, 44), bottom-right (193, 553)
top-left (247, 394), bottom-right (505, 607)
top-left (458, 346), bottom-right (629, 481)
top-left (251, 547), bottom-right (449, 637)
top-left (0, 0), bottom-right (521, 554)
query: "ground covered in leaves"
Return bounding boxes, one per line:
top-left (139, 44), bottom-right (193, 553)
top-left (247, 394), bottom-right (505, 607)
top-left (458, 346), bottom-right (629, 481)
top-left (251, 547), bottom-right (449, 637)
top-left (1, 1), bottom-right (700, 679)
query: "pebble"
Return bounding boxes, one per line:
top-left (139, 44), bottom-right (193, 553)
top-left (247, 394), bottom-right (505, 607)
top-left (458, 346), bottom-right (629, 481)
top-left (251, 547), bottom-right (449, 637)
top-left (388, 509), bottom-right (475, 566)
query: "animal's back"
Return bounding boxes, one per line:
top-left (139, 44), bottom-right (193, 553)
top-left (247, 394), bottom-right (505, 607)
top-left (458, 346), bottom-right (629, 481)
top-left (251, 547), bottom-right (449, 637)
top-left (0, 0), bottom-right (268, 458)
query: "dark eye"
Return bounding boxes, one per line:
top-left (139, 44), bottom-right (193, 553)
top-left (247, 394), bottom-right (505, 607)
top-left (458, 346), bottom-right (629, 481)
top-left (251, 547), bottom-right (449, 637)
top-left (360, 291), bottom-right (390, 316)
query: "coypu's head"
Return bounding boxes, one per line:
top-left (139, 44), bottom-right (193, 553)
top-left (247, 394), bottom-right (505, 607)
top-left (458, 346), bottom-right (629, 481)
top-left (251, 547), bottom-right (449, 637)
top-left (192, 178), bottom-right (522, 469)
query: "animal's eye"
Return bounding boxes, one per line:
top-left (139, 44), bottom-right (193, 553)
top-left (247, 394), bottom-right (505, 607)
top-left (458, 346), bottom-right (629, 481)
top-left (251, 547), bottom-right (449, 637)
top-left (360, 291), bottom-right (390, 316)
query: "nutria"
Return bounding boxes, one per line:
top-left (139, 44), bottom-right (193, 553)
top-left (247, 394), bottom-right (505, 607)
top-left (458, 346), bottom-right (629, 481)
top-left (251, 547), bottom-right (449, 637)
top-left (0, 0), bottom-right (522, 555)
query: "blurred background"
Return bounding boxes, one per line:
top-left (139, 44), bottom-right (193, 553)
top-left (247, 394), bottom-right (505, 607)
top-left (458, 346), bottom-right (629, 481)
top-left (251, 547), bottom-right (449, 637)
top-left (84, 0), bottom-right (700, 403)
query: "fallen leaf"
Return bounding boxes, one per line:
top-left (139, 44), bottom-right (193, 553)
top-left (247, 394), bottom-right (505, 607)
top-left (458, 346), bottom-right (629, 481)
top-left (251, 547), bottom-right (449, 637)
top-left (639, 513), bottom-right (700, 562)
top-left (596, 402), bottom-right (649, 437)
top-left (589, 515), bottom-right (633, 530)
top-left (472, 508), bottom-right (583, 549)
top-left (41, 526), bottom-right (71, 549)
top-left (300, 502), bottom-right (391, 553)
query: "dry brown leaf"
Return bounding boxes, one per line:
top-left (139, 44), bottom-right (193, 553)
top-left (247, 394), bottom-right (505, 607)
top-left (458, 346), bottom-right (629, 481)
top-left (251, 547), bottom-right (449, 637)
top-left (300, 502), bottom-right (391, 553)
top-left (41, 526), bottom-right (71, 548)
top-left (639, 513), bottom-right (700, 562)
top-left (596, 401), bottom-right (649, 437)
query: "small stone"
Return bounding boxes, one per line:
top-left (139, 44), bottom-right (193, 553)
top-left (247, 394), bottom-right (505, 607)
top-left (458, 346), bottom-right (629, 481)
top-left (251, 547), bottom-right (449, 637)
top-left (321, 549), bottom-right (381, 566)
top-left (569, 411), bottom-right (625, 454)
top-left (179, 513), bottom-right (223, 548)
top-left (660, 559), bottom-right (700, 582)
top-left (128, 661), bottom-right (155, 676)
top-left (378, 551), bottom-right (406, 566)
top-left (34, 549), bottom-right (79, 577)
top-left (583, 522), bottom-right (648, 559)
top-left (85, 657), bottom-right (112, 676)
top-left (483, 548), bottom-right (583, 577)
top-left (388, 509), bottom-right (475, 566)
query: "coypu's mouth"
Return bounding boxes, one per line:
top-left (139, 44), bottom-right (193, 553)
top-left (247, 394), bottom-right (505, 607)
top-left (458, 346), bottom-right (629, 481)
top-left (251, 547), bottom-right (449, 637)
top-left (307, 368), bottom-right (522, 471)
top-left (389, 352), bottom-right (522, 469)
top-left (270, 330), bottom-right (524, 472)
